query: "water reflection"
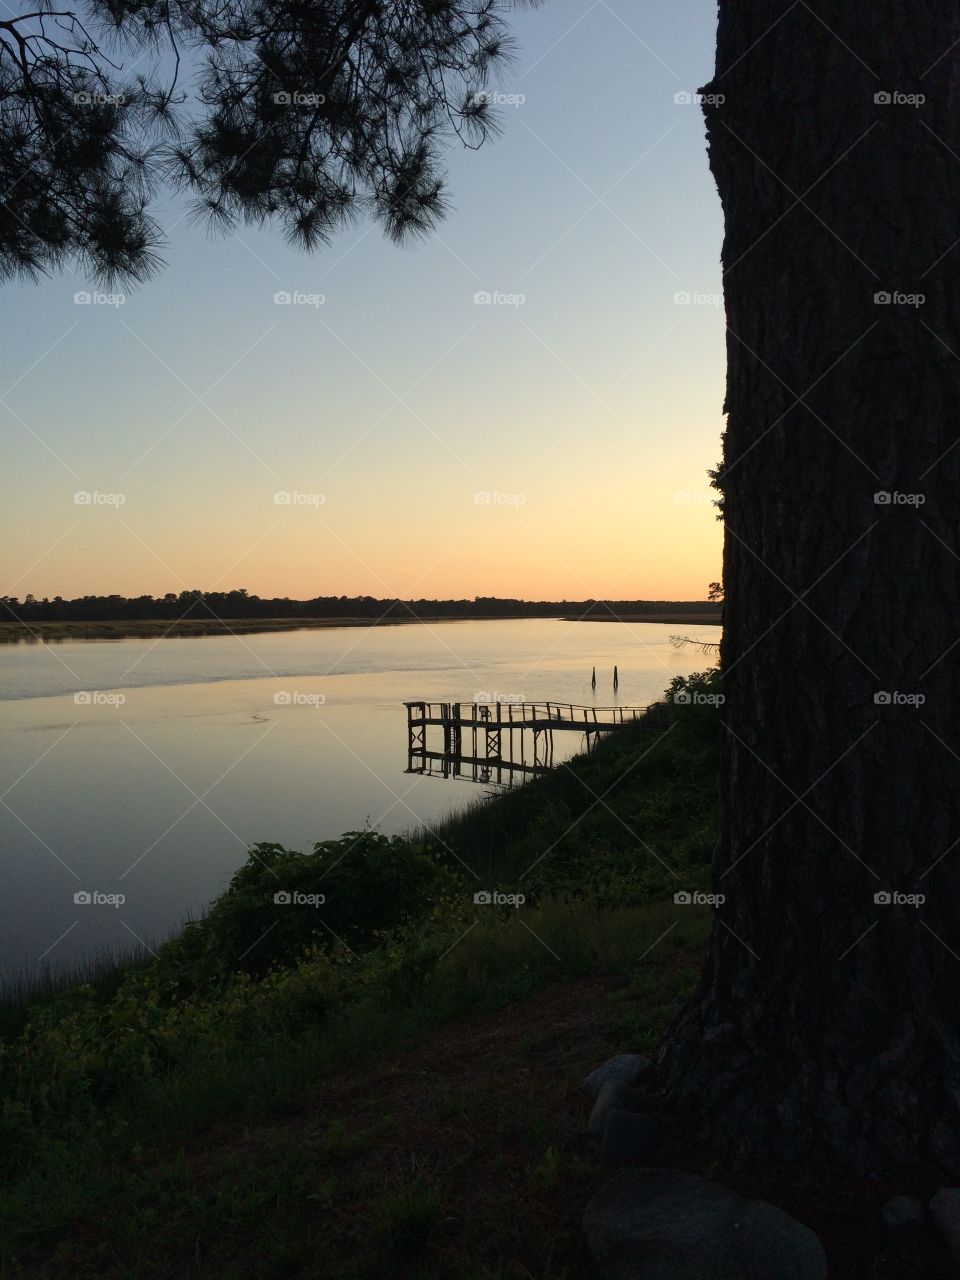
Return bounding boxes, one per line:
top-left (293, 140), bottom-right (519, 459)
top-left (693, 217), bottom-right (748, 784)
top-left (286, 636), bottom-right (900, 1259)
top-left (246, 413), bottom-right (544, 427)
top-left (404, 698), bottom-right (658, 789)
top-left (0, 619), bottom-right (718, 977)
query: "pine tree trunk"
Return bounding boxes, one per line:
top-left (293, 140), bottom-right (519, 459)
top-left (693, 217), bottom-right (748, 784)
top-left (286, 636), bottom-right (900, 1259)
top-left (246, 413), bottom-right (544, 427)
top-left (660, 2), bottom-right (960, 1175)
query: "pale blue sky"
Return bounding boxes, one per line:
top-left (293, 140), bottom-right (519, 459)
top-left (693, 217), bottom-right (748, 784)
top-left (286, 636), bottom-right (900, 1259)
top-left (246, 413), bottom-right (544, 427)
top-left (3, 0), bottom-right (725, 602)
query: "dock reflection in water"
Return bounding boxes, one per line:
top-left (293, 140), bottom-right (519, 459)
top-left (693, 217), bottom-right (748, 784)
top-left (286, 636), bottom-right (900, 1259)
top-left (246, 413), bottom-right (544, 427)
top-left (404, 699), bottom-right (664, 789)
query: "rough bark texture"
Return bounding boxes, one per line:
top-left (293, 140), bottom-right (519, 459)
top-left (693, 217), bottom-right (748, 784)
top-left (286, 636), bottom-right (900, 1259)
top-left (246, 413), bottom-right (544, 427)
top-left (659, 2), bottom-right (960, 1175)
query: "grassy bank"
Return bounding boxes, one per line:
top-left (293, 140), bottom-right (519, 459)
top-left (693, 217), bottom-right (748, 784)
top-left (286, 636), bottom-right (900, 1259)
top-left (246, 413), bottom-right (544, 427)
top-left (0, 672), bottom-right (721, 1276)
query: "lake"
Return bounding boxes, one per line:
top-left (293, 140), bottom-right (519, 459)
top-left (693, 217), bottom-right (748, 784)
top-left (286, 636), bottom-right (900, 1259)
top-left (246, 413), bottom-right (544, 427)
top-left (0, 618), bottom-right (719, 981)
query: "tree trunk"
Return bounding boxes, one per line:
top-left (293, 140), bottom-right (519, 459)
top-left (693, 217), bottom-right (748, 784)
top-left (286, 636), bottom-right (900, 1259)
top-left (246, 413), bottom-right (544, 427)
top-left (659, 2), bottom-right (960, 1175)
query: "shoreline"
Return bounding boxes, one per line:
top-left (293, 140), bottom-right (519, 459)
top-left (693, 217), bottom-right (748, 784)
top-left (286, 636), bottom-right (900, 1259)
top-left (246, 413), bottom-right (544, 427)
top-left (561, 612), bottom-right (721, 625)
top-left (0, 615), bottom-right (462, 643)
top-left (1, 611), bottom-right (722, 643)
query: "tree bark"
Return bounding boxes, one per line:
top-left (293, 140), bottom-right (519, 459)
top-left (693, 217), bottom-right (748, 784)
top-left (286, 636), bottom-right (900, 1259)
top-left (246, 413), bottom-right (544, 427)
top-left (660, 2), bottom-right (960, 1175)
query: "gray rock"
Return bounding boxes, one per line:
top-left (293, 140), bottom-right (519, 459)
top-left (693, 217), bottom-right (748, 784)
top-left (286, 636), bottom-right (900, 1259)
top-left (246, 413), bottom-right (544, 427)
top-left (584, 1169), bottom-right (828, 1280)
top-left (588, 1080), bottom-right (649, 1139)
top-left (882, 1195), bottom-right (924, 1230)
top-left (598, 1110), bottom-right (659, 1166)
top-left (583, 1054), bottom-right (653, 1097)
top-left (930, 1188), bottom-right (960, 1261)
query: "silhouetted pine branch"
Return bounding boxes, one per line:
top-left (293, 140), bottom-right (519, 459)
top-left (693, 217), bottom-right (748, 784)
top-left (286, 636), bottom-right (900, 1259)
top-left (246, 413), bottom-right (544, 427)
top-left (0, 0), bottom-right (540, 284)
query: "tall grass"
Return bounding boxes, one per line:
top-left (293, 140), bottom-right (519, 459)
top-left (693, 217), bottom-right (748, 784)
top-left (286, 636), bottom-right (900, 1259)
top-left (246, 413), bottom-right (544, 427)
top-left (0, 917), bottom-right (194, 1038)
top-left (413, 698), bottom-right (719, 892)
top-left (0, 895), bottom-right (711, 1265)
top-left (0, 945), bottom-right (153, 1038)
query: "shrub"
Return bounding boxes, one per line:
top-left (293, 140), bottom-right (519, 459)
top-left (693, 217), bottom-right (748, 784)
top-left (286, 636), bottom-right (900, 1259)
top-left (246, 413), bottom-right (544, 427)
top-left (146, 831), bottom-right (464, 986)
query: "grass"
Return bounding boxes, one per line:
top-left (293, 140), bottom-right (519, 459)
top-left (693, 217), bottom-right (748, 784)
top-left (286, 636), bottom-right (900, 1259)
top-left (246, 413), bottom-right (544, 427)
top-left (4, 913), bottom-right (711, 1280)
top-left (0, 931), bottom-right (189, 1039)
top-left (416, 699), bottom-right (718, 896)
top-left (376, 1179), bottom-right (445, 1258)
top-left (0, 908), bottom-right (207, 1040)
top-left (2, 903), bottom-right (712, 1278)
top-left (10, 928), bottom-right (954, 1280)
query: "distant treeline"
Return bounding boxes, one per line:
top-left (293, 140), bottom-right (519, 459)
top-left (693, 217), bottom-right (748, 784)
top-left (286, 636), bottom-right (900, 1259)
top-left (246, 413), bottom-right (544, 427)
top-left (2, 591), bottom-right (720, 624)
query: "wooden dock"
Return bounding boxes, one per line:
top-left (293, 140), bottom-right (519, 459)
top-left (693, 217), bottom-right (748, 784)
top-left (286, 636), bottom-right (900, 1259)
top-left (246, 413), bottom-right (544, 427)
top-left (404, 700), bottom-right (663, 787)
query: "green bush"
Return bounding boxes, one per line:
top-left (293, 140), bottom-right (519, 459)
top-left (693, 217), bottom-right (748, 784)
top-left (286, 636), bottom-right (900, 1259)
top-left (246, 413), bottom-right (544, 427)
top-left (146, 831), bottom-right (464, 988)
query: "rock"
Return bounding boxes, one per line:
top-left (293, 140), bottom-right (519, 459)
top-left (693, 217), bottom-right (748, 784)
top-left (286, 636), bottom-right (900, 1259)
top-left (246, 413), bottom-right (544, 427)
top-left (930, 1188), bottom-right (960, 1262)
top-left (598, 1110), bottom-right (659, 1166)
top-left (882, 1195), bottom-right (924, 1230)
top-left (588, 1080), bottom-right (649, 1139)
top-left (584, 1169), bottom-right (828, 1280)
top-left (741, 1201), bottom-right (829, 1279)
top-left (583, 1054), bottom-right (653, 1097)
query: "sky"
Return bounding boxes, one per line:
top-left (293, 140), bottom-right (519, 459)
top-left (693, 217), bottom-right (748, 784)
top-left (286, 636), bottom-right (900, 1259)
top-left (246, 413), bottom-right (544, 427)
top-left (3, 0), bottom-right (724, 603)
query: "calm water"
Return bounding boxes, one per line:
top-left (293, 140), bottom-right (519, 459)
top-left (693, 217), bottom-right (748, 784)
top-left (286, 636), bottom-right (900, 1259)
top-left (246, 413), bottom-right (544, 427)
top-left (0, 619), bottom-right (718, 979)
